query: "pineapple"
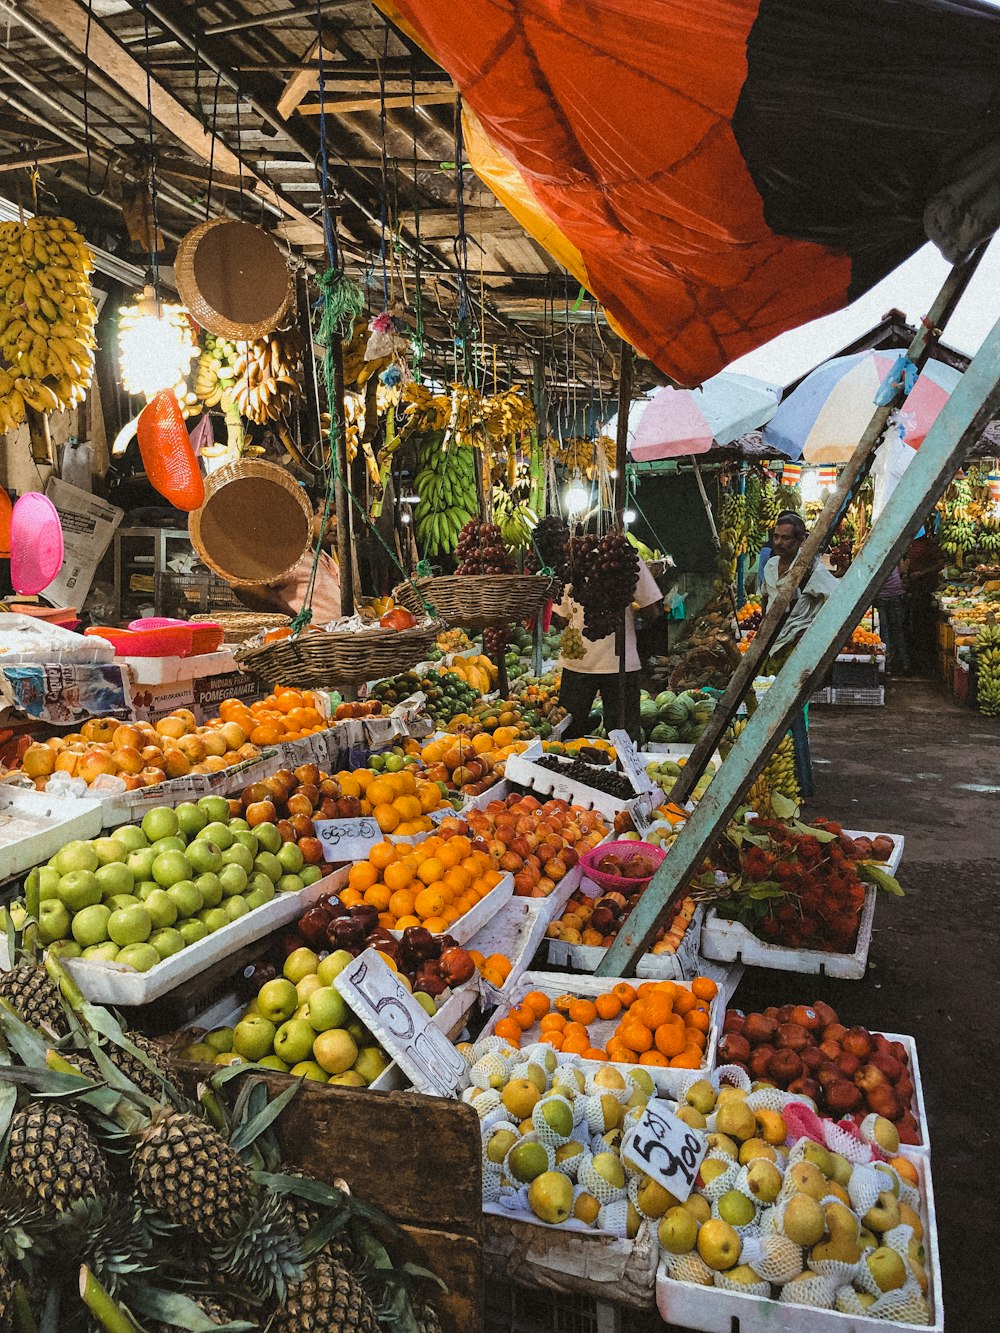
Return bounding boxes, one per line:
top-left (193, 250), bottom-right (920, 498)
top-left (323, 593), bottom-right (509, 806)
top-left (413, 1298), bottom-right (444, 1333)
top-left (270, 1256), bottom-right (379, 1333)
top-left (0, 960), bottom-right (67, 1035)
top-left (145, 1295), bottom-right (235, 1330)
top-left (131, 1110), bottom-right (254, 1239)
top-left (6, 1102), bottom-right (111, 1212)
top-left (101, 1030), bottom-right (172, 1102)
top-left (284, 1171), bottom-right (356, 1270)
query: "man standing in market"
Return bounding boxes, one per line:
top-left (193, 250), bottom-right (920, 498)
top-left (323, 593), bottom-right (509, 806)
top-left (760, 511), bottom-right (838, 797)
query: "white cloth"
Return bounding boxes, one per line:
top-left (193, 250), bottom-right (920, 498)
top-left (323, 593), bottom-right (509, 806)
top-left (762, 555), bottom-right (838, 654)
top-left (556, 560), bottom-right (662, 674)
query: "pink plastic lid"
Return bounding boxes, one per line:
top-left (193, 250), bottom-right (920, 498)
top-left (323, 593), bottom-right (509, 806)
top-left (10, 493), bottom-right (64, 594)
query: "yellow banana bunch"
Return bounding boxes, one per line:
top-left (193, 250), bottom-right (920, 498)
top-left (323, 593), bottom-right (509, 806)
top-left (556, 433), bottom-right (616, 477)
top-left (193, 332), bottom-right (240, 408)
top-left (482, 385), bottom-right (536, 440)
top-left (232, 327), bottom-right (303, 424)
top-left (0, 215), bottom-right (97, 430)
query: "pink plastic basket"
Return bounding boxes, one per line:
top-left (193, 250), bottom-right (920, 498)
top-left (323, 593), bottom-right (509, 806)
top-left (129, 617), bottom-right (224, 656)
top-left (85, 624), bottom-right (193, 657)
top-left (578, 839), bottom-right (667, 892)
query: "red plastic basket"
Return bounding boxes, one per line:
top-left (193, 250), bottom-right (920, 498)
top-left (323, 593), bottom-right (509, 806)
top-left (130, 617), bottom-right (224, 655)
top-left (578, 839), bottom-right (667, 892)
top-left (85, 624), bottom-right (193, 657)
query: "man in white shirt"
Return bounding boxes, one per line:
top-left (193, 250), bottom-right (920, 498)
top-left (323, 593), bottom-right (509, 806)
top-left (553, 556), bottom-right (663, 740)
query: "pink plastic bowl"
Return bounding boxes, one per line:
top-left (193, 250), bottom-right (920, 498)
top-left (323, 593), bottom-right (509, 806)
top-left (579, 839), bottom-right (666, 892)
top-left (10, 492), bottom-right (63, 594)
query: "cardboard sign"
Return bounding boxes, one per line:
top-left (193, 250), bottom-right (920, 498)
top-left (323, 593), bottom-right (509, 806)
top-left (334, 948), bottom-right (470, 1096)
top-left (621, 1098), bottom-right (707, 1202)
top-left (313, 816), bottom-right (382, 861)
top-left (609, 729), bottom-right (655, 794)
top-left (631, 792), bottom-right (657, 836)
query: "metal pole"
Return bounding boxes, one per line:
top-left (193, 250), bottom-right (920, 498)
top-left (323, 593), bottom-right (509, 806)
top-left (671, 248), bottom-right (987, 804)
top-left (596, 312), bottom-right (1000, 976)
top-left (614, 341), bottom-right (633, 732)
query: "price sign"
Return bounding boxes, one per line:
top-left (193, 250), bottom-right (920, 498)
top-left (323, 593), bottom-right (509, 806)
top-left (313, 816), bottom-right (382, 861)
top-left (631, 792), bottom-right (657, 836)
top-left (334, 948), bottom-right (470, 1097)
top-left (609, 729), bottom-right (655, 794)
top-left (621, 1098), bottom-right (707, 1202)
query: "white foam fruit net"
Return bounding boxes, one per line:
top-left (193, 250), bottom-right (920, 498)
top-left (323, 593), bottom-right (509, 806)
top-left (553, 1142), bottom-right (584, 1178)
top-left (810, 1254), bottom-right (862, 1286)
top-left (662, 1251), bottom-right (715, 1286)
top-left (531, 1094), bottom-right (576, 1146)
top-left (714, 1268), bottom-right (770, 1298)
top-left (847, 1164), bottom-right (886, 1218)
top-left (501, 1132), bottom-right (555, 1183)
top-left (701, 1158), bottom-right (741, 1203)
top-left (740, 1232), bottom-right (805, 1285)
top-left (577, 1151), bottom-right (627, 1204)
top-left (778, 1272), bottom-right (838, 1308)
top-left (596, 1199), bottom-right (630, 1236)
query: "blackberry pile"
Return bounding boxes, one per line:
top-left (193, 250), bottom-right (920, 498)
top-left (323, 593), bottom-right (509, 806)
top-left (536, 754), bottom-right (634, 799)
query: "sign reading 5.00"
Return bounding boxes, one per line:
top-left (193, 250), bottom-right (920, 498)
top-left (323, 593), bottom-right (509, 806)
top-left (622, 1098), bottom-right (707, 1202)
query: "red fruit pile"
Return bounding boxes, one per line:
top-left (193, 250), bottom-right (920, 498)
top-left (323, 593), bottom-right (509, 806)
top-left (455, 520), bottom-right (514, 575)
top-left (231, 763), bottom-right (336, 870)
top-left (720, 1001), bottom-right (920, 1144)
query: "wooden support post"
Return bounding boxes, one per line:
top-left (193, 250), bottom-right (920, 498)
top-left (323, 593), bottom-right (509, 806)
top-left (596, 310), bottom-right (1000, 976)
top-left (330, 331), bottom-right (354, 620)
top-left (614, 341), bottom-right (633, 732)
top-left (670, 249), bottom-right (987, 805)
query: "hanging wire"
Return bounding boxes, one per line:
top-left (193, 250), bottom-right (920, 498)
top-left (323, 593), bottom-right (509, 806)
top-left (205, 69), bottom-right (222, 221)
top-left (141, 2), bottom-right (161, 293)
top-left (377, 21), bottom-right (391, 311)
top-left (82, 0), bottom-right (112, 198)
top-left (409, 67), bottom-right (425, 380)
top-left (234, 79), bottom-right (245, 221)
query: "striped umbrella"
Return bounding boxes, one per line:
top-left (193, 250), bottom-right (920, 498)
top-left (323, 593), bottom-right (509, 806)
top-left (606, 372), bottom-right (781, 459)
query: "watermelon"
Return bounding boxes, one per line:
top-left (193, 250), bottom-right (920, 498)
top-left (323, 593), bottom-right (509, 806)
top-left (651, 723), bottom-right (680, 743)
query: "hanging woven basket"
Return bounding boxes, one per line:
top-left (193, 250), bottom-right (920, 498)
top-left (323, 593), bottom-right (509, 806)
top-left (189, 459), bottom-right (312, 588)
top-left (392, 573), bottom-right (558, 632)
top-left (234, 619), bottom-right (445, 689)
top-left (174, 218), bottom-right (293, 340)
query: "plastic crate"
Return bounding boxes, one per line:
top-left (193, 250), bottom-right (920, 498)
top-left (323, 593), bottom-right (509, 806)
top-left (831, 658), bottom-right (881, 688)
top-left (831, 685), bottom-right (884, 706)
top-left (485, 1280), bottom-right (661, 1333)
top-left (809, 686), bottom-right (834, 705)
top-left (156, 569), bottom-right (244, 616)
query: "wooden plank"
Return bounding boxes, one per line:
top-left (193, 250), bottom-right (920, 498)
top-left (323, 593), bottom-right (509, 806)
top-left (399, 1226), bottom-right (484, 1333)
top-left (0, 150), bottom-right (84, 172)
top-left (26, 0), bottom-right (323, 245)
top-left (410, 209), bottom-right (526, 241)
top-left (277, 38), bottom-right (333, 120)
top-left (298, 92), bottom-right (457, 114)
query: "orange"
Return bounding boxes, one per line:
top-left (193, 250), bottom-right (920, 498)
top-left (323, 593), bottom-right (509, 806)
top-left (670, 1051), bottom-right (703, 1069)
top-left (249, 723), bottom-right (282, 746)
top-left (612, 982), bottom-right (638, 1009)
top-left (673, 990), bottom-right (698, 1017)
top-left (654, 1021), bottom-right (686, 1058)
top-left (366, 778), bottom-right (395, 807)
top-left (383, 861), bottom-right (414, 893)
top-left (348, 861), bottom-right (379, 891)
top-left (482, 966), bottom-right (508, 987)
top-left (636, 982), bottom-right (658, 1000)
top-left (639, 1050), bottom-right (670, 1066)
top-left (416, 857), bottom-right (445, 886)
top-left (393, 795), bottom-right (422, 821)
top-left (394, 914), bottom-right (420, 930)
top-left (686, 1008), bottom-right (711, 1035)
top-left (583, 1047), bottom-right (609, 1062)
top-left (369, 842), bottom-right (399, 871)
top-left (685, 1029), bottom-right (707, 1051)
top-left (653, 980), bottom-right (680, 1001)
top-left (378, 911), bottom-right (396, 930)
top-left (510, 1005), bottom-right (536, 1031)
top-left (605, 1039), bottom-right (637, 1064)
top-left (338, 774), bottom-right (362, 799)
top-left (522, 991), bottom-right (551, 1019)
top-left (595, 994), bottom-right (622, 1021)
top-left (417, 783), bottom-right (441, 812)
top-left (640, 993), bottom-right (674, 1030)
top-left (562, 1022), bottom-right (589, 1044)
top-left (414, 887), bottom-right (446, 919)
top-left (388, 888), bottom-right (416, 918)
top-left (339, 887), bottom-right (363, 908)
top-left (618, 1021), bottom-right (653, 1054)
top-left (539, 1013), bottom-right (566, 1033)
top-left (485, 954), bottom-right (512, 979)
top-left (494, 1018), bottom-right (523, 1045)
top-left (691, 976), bottom-right (718, 1001)
top-left (540, 1032), bottom-right (564, 1050)
top-left (363, 884), bottom-right (391, 911)
top-left (443, 866), bottom-right (473, 894)
top-left (561, 1034), bottom-right (590, 1056)
top-left (373, 803), bottom-right (400, 833)
top-left (554, 994), bottom-right (574, 1014)
top-left (420, 916), bottom-right (447, 934)
top-left (568, 998), bottom-right (597, 1027)
top-left (274, 690), bottom-right (304, 713)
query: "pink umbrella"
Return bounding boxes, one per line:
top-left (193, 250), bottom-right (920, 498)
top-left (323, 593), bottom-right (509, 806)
top-left (628, 373), bottom-right (781, 461)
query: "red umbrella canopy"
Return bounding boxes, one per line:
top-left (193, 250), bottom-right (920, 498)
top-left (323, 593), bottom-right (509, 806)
top-left (378, 0), bottom-right (1000, 386)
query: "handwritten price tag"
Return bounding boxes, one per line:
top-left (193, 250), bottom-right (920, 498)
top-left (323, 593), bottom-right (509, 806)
top-left (621, 1098), bottom-right (707, 1202)
top-left (609, 729), bottom-right (655, 794)
top-left (313, 816), bottom-right (382, 861)
top-left (631, 792), bottom-right (657, 836)
top-left (334, 948), bottom-right (470, 1097)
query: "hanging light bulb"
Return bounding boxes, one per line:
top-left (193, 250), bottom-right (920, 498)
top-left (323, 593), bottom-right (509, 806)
top-left (564, 480), bottom-right (590, 514)
top-left (118, 285), bottom-right (197, 399)
top-left (623, 508), bottom-right (637, 525)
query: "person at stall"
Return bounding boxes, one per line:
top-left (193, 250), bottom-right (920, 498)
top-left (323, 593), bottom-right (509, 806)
top-left (551, 525), bottom-right (663, 740)
top-left (233, 514), bottom-right (342, 624)
top-left (875, 563), bottom-right (911, 676)
top-left (760, 511), bottom-right (838, 798)
top-left (902, 520), bottom-right (946, 675)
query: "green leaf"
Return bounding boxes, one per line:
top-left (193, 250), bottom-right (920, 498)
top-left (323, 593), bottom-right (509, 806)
top-left (129, 1287), bottom-right (255, 1332)
top-left (790, 819), bottom-right (837, 843)
top-left (769, 792), bottom-right (799, 819)
top-left (229, 1077), bottom-right (301, 1154)
top-left (857, 863), bottom-right (904, 897)
top-left (747, 882), bottom-right (785, 900)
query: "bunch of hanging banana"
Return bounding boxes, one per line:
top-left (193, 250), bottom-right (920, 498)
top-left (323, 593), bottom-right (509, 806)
top-left (193, 332), bottom-right (241, 408)
top-left (492, 484), bottom-right (538, 550)
top-left (720, 491), bottom-right (751, 555)
top-left (483, 385), bottom-right (536, 440)
top-left (0, 215), bottom-right (97, 432)
top-left (401, 380), bottom-right (450, 431)
top-left (232, 327), bottom-right (303, 424)
top-left (557, 433), bottom-right (615, 478)
top-left (413, 430), bottom-right (478, 556)
top-left (973, 622), bottom-right (1000, 716)
top-left (341, 317), bottom-right (390, 388)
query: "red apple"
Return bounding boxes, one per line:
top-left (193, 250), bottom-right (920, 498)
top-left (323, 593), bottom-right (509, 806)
top-left (776, 1022), bottom-right (810, 1052)
top-left (768, 1049), bottom-right (803, 1084)
top-left (825, 1080), bottom-right (863, 1114)
top-left (719, 1032), bottom-right (751, 1065)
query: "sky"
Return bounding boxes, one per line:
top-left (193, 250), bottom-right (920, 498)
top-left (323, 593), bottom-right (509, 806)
top-left (727, 236), bottom-right (1000, 389)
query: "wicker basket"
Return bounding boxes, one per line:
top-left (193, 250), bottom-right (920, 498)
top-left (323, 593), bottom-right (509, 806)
top-left (234, 619), bottom-right (445, 688)
top-left (189, 459), bottom-right (313, 588)
top-left (392, 574), bottom-right (557, 631)
top-left (193, 611), bottom-right (290, 645)
top-left (174, 218), bottom-right (293, 340)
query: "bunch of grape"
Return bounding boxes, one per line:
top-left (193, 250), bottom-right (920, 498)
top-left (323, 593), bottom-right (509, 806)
top-left (560, 625), bottom-right (585, 659)
top-left (455, 519), bottom-right (515, 574)
top-left (567, 530), bottom-right (639, 641)
top-left (483, 625), bottom-right (509, 662)
top-left (527, 515), bottom-right (570, 589)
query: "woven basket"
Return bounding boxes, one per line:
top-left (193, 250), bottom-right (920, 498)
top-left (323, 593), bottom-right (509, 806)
top-left (392, 574), bottom-right (557, 631)
top-left (174, 218), bottom-right (293, 340)
top-left (193, 611), bottom-right (290, 645)
top-left (234, 619), bottom-right (445, 688)
top-left (189, 459), bottom-right (312, 588)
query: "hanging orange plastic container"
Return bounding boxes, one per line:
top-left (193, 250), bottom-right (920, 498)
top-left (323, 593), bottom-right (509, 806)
top-left (137, 392), bottom-right (205, 511)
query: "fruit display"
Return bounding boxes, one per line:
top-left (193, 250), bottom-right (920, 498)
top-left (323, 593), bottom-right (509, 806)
top-left (192, 330), bottom-right (240, 407)
top-left (700, 818), bottom-right (901, 954)
top-left (468, 949), bottom-right (515, 988)
top-left (721, 719), bottom-right (799, 816)
top-left (216, 687), bottom-right (332, 745)
top-left (414, 731), bottom-right (529, 799)
top-left (326, 762), bottom-right (452, 833)
top-left (437, 691), bottom-right (566, 740)
top-left (455, 517), bottom-right (517, 575)
top-left (567, 529), bottom-right (640, 640)
top-left (546, 886), bottom-right (697, 956)
top-left (427, 626), bottom-right (476, 659)
top-left (9, 800), bottom-right (325, 972)
top-left (938, 465), bottom-right (1000, 566)
top-left (232, 326), bottom-right (304, 424)
top-left (535, 752), bottom-right (637, 801)
top-left (736, 600), bottom-right (762, 631)
top-left (0, 214), bottom-right (97, 430)
top-left (15, 710), bottom-right (263, 790)
top-left (412, 429), bottom-right (479, 556)
top-left (645, 755), bottom-right (719, 803)
top-left (658, 1080), bottom-right (932, 1322)
top-left (971, 621), bottom-right (1000, 715)
top-left (435, 651), bottom-right (498, 693)
top-left (0, 988), bottom-right (445, 1331)
top-left (721, 1002), bottom-right (922, 1143)
top-left (334, 821), bottom-right (504, 933)
top-left (368, 667), bottom-right (480, 723)
top-left (488, 976), bottom-right (717, 1072)
top-left (646, 597), bottom-right (741, 693)
top-left (465, 792), bottom-right (608, 898)
top-left (525, 515), bottom-right (570, 587)
top-left (332, 697), bottom-right (383, 720)
top-left (639, 688), bottom-right (718, 744)
top-left (844, 623), bottom-right (884, 653)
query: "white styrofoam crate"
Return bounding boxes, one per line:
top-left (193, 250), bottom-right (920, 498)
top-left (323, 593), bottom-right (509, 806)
top-left (412, 871), bottom-right (514, 946)
top-left (482, 970), bottom-right (719, 1101)
top-left (0, 786), bottom-right (104, 881)
top-left (880, 1031), bottom-right (929, 1154)
top-left (503, 751), bottom-right (659, 818)
top-left (655, 1148), bottom-right (941, 1332)
top-left (118, 649), bottom-right (237, 686)
top-left (466, 895), bottom-right (556, 1006)
top-left (544, 905), bottom-right (704, 981)
top-left (700, 831), bottom-right (903, 980)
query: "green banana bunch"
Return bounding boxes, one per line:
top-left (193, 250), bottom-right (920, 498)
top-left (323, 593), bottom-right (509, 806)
top-left (720, 491), bottom-right (751, 555)
top-left (413, 430), bottom-right (478, 556)
top-left (193, 332), bottom-right (240, 408)
top-left (625, 531), bottom-right (666, 563)
top-left (973, 623), bottom-right (1000, 715)
top-left (492, 485), bottom-right (538, 550)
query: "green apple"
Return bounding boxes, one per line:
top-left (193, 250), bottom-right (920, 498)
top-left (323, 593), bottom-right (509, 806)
top-left (198, 907), bottom-right (230, 934)
top-left (166, 880), bottom-right (204, 918)
top-left (233, 830), bottom-right (259, 856)
top-left (106, 894), bottom-right (142, 913)
top-left (54, 840), bottom-right (99, 876)
top-left (149, 927), bottom-right (186, 959)
top-left (199, 821), bottom-right (234, 850)
top-left (108, 904), bottom-right (152, 946)
top-left (218, 864), bottom-right (248, 898)
top-left (412, 992), bottom-right (437, 1017)
top-left (254, 822), bottom-right (282, 854)
top-left (72, 903), bottom-right (112, 946)
top-left (177, 918), bottom-right (210, 946)
top-left (174, 802), bottom-right (208, 837)
top-left (257, 1054), bottom-right (290, 1072)
top-left (151, 836), bottom-right (186, 857)
top-left (277, 873), bottom-right (305, 895)
top-left (296, 974), bottom-right (322, 1003)
top-left (300, 866), bottom-right (323, 886)
top-left (317, 950), bottom-right (354, 985)
top-left (273, 1018), bottom-right (316, 1065)
top-left (247, 871), bottom-right (276, 898)
top-left (141, 807), bottom-right (179, 842)
top-left (111, 825), bottom-right (148, 853)
top-left (186, 840), bottom-right (224, 875)
top-left (126, 848), bottom-right (157, 881)
top-left (134, 881), bottom-right (159, 901)
top-left (203, 1027), bottom-right (234, 1054)
top-left (352, 1046), bottom-right (389, 1084)
top-left (152, 851), bottom-right (193, 889)
top-left (289, 1060), bottom-right (328, 1082)
top-left (345, 1019), bottom-right (371, 1046)
top-left (328, 1070), bottom-right (366, 1086)
top-left (233, 1015), bottom-right (277, 1062)
top-left (57, 870), bottom-right (101, 912)
top-left (93, 836), bottom-right (128, 866)
top-left (36, 866), bottom-right (61, 900)
top-left (47, 940), bottom-right (82, 959)
top-left (276, 842), bottom-right (304, 875)
top-left (258, 978), bottom-right (299, 1023)
top-left (197, 794), bottom-right (231, 823)
top-left (115, 942), bottom-right (160, 972)
top-left (82, 941), bottom-right (120, 962)
top-left (229, 818), bottom-right (250, 833)
top-left (224, 895), bottom-right (249, 921)
top-left (193, 872), bottom-right (223, 908)
top-left (253, 851), bottom-right (282, 884)
top-left (306, 986), bottom-right (349, 1032)
top-left (246, 886), bottom-right (273, 912)
top-left (283, 947), bottom-right (320, 984)
top-left (96, 862), bottom-right (135, 897)
top-left (144, 888), bottom-right (178, 929)
top-left (220, 843), bottom-right (254, 874)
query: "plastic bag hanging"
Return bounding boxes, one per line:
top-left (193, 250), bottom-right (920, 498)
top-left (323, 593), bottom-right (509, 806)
top-left (137, 391), bottom-right (205, 511)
